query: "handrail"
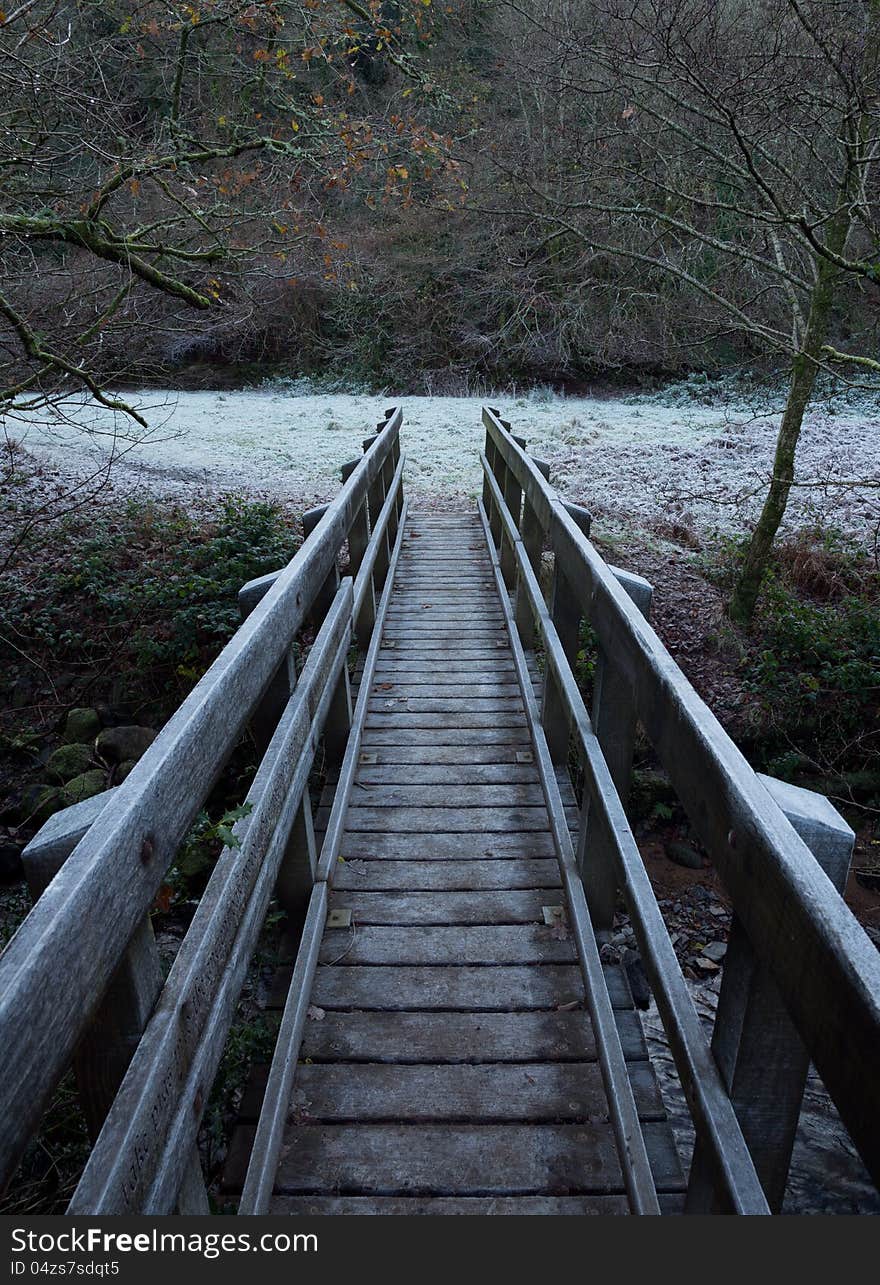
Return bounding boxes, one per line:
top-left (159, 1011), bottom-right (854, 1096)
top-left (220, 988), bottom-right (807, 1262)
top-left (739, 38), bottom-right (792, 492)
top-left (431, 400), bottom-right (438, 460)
top-left (480, 461), bottom-right (768, 1213)
top-left (481, 405), bottom-right (880, 1202)
top-left (239, 501), bottom-right (409, 1214)
top-left (0, 408), bottom-right (404, 1205)
top-left (475, 498), bottom-right (663, 1215)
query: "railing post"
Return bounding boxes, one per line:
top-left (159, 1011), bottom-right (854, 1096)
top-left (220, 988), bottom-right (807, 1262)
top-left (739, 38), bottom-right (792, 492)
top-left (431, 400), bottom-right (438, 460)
top-left (21, 815), bottom-right (209, 1214)
top-left (686, 777), bottom-right (855, 1213)
top-left (239, 558), bottom-right (307, 759)
top-left (484, 410), bottom-right (505, 549)
top-left (342, 458), bottom-right (376, 646)
top-left (498, 432), bottom-right (525, 588)
top-left (578, 566), bottom-right (653, 932)
top-left (302, 504), bottom-right (340, 627)
top-left (514, 458), bottom-right (550, 648)
top-left (274, 787), bottom-right (318, 928)
top-left (365, 455), bottom-right (391, 591)
top-left (541, 510), bottom-right (590, 765)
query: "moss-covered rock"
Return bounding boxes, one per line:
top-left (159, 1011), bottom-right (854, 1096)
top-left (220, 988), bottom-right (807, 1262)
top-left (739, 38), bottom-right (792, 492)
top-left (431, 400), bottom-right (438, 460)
top-left (31, 785), bottom-right (64, 825)
top-left (96, 725), bottom-right (156, 764)
top-left (63, 708), bottom-right (102, 743)
top-left (46, 743), bottom-right (93, 784)
top-left (116, 759), bottom-right (138, 783)
top-left (63, 769), bottom-right (107, 805)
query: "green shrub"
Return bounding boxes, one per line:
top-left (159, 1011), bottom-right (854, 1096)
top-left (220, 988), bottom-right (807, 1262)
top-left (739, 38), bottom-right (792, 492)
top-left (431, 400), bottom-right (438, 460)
top-left (0, 496), bottom-right (298, 712)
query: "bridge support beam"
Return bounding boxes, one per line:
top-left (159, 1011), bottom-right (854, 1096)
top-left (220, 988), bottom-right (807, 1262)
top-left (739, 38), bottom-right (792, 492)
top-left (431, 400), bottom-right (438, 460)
top-left (686, 777), bottom-right (855, 1213)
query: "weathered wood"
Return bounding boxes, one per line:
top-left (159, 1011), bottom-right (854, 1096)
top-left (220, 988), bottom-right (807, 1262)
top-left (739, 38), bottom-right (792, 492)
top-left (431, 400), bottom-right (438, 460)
top-left (332, 857), bottom-right (562, 891)
top-left (318, 924), bottom-right (577, 966)
top-left (238, 884), bottom-right (328, 1216)
top-left (353, 743), bottom-right (532, 765)
top-left (274, 1122), bottom-right (683, 1194)
top-left (687, 777), bottom-right (857, 1213)
top-left (339, 831), bottom-right (558, 858)
top-left (483, 407), bottom-right (880, 1184)
top-left (476, 497), bottom-right (664, 1216)
top-left (345, 784), bottom-right (544, 808)
top-left (68, 586), bottom-right (355, 1214)
top-left (292, 1062), bottom-right (663, 1121)
top-left (479, 483), bottom-right (768, 1211)
top-left (328, 888), bottom-right (560, 925)
top-left (269, 1194), bottom-right (635, 1214)
top-left (368, 697), bottom-right (525, 714)
top-left (314, 504), bottom-right (409, 888)
top-left (300, 1009), bottom-right (646, 1063)
top-left (355, 764), bottom-right (538, 785)
top-left (578, 566), bottom-right (653, 931)
top-left (372, 668), bottom-right (517, 683)
top-left (310, 963), bottom-right (633, 1011)
top-left (340, 806), bottom-right (553, 832)
top-left (0, 411), bottom-right (402, 1189)
top-left (365, 713), bottom-right (527, 729)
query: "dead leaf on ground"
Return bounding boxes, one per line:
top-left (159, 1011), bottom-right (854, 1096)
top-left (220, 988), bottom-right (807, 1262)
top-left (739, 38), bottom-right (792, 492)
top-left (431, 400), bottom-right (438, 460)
top-left (306, 1005), bottom-right (326, 1021)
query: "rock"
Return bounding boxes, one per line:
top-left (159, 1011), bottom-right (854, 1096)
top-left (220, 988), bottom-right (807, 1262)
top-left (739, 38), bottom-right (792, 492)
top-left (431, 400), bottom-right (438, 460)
top-left (694, 957), bottom-right (720, 972)
top-left (64, 708), bottom-right (101, 743)
top-left (63, 769), bottom-right (107, 805)
top-left (32, 785), bottom-right (64, 826)
top-left (701, 941), bottom-right (727, 963)
top-left (115, 759), bottom-right (138, 783)
top-left (0, 843), bottom-right (24, 883)
top-left (96, 725), bottom-right (156, 764)
top-left (46, 743), bottom-right (93, 784)
top-left (664, 841), bottom-right (703, 870)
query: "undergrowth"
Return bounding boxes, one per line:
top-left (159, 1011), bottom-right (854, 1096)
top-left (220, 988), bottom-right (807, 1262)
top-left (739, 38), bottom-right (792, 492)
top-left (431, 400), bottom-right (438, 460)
top-left (711, 527), bottom-right (880, 805)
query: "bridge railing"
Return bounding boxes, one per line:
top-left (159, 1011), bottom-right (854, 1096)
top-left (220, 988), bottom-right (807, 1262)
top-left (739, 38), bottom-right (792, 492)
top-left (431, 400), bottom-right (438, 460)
top-left (480, 405), bottom-right (880, 1213)
top-left (0, 407), bottom-right (405, 1214)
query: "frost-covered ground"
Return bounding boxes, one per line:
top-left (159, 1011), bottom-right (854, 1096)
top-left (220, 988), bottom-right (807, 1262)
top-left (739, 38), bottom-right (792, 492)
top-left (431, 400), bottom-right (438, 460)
top-left (8, 382), bottom-right (879, 541)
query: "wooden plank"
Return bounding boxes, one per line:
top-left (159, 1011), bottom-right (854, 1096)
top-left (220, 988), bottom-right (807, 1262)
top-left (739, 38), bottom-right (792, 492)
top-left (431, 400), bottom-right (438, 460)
top-left (328, 889), bottom-right (559, 925)
top-left (332, 857), bottom-right (562, 891)
top-left (370, 683), bottom-right (523, 698)
top-left (301, 1009), bottom-right (647, 1062)
top-left (268, 1193), bottom-right (686, 1213)
top-left (367, 699), bottom-right (525, 714)
top-left (292, 1062), bottom-right (664, 1121)
top-left (365, 714), bottom-right (526, 729)
top-left (361, 729), bottom-right (530, 746)
top-left (309, 964), bottom-right (633, 1011)
top-left (339, 806), bottom-right (551, 832)
top-left (355, 765), bottom-right (539, 785)
top-left (372, 669), bottom-right (518, 682)
top-left (274, 1123), bottom-right (629, 1195)
top-left (353, 744), bottom-right (533, 765)
top-left (344, 785), bottom-right (544, 808)
top-left (318, 924), bottom-right (577, 965)
top-left (339, 831), bottom-right (557, 858)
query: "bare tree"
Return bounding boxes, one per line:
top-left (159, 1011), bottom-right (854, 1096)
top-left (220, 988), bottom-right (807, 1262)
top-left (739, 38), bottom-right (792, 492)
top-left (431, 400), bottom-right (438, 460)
top-left (0, 0), bottom-right (451, 429)
top-left (492, 0), bottom-right (880, 620)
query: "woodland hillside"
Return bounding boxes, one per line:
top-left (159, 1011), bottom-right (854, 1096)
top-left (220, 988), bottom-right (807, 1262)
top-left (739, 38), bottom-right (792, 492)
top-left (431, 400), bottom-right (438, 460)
top-left (2, 0), bottom-right (879, 402)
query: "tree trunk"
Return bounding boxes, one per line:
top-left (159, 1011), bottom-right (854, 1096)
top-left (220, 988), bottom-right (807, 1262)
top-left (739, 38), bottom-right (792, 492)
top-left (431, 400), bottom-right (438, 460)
top-left (729, 227), bottom-right (847, 625)
top-left (729, 0), bottom-right (879, 624)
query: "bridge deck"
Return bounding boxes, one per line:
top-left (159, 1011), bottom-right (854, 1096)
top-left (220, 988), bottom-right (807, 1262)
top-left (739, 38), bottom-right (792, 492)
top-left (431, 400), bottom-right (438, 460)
top-left (254, 512), bottom-right (683, 1212)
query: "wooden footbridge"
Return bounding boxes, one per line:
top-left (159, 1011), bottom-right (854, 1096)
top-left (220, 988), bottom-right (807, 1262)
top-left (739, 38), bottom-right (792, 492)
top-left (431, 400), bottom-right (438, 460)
top-left (2, 408), bottom-right (879, 1216)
